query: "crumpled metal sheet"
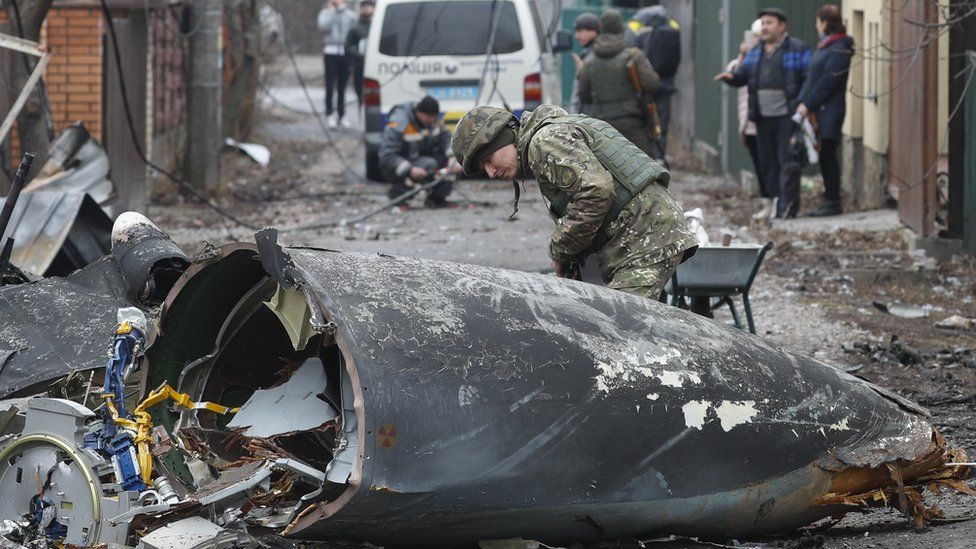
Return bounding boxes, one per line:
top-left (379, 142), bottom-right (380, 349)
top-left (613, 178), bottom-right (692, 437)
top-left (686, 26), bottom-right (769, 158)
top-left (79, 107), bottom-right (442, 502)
top-left (0, 256), bottom-right (132, 398)
top-left (227, 358), bottom-right (338, 438)
top-left (0, 191), bottom-right (112, 276)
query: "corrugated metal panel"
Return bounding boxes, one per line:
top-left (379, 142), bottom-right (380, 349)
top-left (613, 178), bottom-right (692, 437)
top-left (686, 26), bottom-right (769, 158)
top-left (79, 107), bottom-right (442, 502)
top-left (0, 191), bottom-right (112, 276)
top-left (889, 1), bottom-right (938, 237)
top-left (964, 51), bottom-right (976, 255)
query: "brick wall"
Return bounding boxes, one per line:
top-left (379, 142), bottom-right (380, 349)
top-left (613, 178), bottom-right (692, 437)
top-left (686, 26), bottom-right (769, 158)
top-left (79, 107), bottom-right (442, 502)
top-left (0, 5), bottom-right (104, 163)
top-left (44, 7), bottom-right (104, 141)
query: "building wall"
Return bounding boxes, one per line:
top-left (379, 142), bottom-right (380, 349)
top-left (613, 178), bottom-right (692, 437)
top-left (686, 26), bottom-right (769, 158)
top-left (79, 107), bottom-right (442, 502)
top-left (662, 0), bottom-right (694, 154)
top-left (842, 0), bottom-right (888, 155)
top-left (841, 0), bottom-right (889, 210)
top-left (841, 0), bottom-right (950, 213)
top-left (43, 6), bottom-right (105, 141)
top-left (0, 5), bottom-right (103, 163)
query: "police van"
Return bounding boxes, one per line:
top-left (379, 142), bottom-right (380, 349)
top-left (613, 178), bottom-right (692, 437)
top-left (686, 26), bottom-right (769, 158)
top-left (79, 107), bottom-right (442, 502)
top-left (362, 0), bottom-right (571, 180)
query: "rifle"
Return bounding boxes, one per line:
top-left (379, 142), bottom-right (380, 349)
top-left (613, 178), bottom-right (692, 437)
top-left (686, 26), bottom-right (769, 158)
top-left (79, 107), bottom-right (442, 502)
top-left (625, 51), bottom-right (667, 163)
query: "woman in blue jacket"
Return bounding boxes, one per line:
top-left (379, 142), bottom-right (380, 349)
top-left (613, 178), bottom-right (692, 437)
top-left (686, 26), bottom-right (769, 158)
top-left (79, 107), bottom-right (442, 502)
top-left (796, 4), bottom-right (854, 217)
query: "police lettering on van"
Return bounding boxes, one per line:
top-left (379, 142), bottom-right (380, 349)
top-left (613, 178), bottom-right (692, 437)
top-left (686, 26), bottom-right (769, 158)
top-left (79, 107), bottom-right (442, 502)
top-left (360, 0), bottom-right (571, 180)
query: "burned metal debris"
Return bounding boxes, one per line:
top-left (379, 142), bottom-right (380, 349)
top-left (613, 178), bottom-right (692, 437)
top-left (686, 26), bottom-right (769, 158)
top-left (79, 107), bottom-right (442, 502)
top-left (0, 122), bottom-right (119, 278)
top-left (0, 219), bottom-right (970, 548)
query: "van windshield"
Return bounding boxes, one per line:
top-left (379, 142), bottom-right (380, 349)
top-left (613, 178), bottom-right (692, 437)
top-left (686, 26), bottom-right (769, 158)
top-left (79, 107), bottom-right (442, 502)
top-left (380, 1), bottom-right (524, 56)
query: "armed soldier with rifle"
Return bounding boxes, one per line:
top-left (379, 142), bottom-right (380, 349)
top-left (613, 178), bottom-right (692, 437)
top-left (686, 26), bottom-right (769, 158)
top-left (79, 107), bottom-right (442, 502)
top-left (577, 10), bottom-right (665, 161)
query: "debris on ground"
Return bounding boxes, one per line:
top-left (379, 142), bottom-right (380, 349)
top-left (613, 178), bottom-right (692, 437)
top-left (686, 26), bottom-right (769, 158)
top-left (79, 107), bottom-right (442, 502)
top-left (872, 301), bottom-right (931, 319)
top-left (224, 137), bottom-right (271, 168)
top-left (0, 217), bottom-right (970, 548)
top-left (935, 315), bottom-right (976, 331)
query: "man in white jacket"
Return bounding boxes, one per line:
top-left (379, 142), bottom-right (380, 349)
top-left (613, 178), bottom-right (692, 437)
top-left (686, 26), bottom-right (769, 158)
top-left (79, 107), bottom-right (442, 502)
top-left (318, 0), bottom-right (357, 128)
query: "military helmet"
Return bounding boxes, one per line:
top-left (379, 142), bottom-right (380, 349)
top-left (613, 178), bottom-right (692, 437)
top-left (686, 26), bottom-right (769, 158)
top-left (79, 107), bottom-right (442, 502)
top-left (452, 106), bottom-right (518, 175)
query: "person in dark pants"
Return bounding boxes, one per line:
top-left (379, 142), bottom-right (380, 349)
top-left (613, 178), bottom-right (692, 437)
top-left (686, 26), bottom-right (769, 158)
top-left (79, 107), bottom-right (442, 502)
top-left (346, 0), bottom-right (374, 108)
top-left (626, 4), bottom-right (682, 156)
top-left (796, 4), bottom-right (853, 217)
top-left (379, 96), bottom-right (463, 207)
top-left (715, 7), bottom-right (811, 219)
top-left (318, 0), bottom-right (357, 128)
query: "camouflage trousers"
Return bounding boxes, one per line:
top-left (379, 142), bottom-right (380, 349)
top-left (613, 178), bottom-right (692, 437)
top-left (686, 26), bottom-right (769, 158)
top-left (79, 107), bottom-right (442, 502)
top-left (604, 252), bottom-right (683, 300)
top-left (596, 183), bottom-right (698, 301)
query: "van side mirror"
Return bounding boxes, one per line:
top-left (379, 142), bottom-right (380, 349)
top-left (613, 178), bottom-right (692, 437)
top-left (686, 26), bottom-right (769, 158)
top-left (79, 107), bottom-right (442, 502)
top-left (552, 29), bottom-right (573, 53)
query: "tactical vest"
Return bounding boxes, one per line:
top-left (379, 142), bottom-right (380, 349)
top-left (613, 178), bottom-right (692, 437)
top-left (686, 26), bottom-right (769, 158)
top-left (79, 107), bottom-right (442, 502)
top-left (584, 48), bottom-right (642, 120)
top-left (536, 114), bottom-right (669, 255)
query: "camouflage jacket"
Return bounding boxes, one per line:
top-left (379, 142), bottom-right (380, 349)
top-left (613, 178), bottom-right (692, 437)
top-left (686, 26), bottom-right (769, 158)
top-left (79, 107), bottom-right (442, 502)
top-left (517, 105), bottom-right (693, 265)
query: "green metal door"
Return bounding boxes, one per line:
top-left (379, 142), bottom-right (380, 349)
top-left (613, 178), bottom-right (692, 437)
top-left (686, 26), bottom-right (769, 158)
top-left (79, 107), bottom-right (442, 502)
top-left (692, 0), bottom-right (727, 153)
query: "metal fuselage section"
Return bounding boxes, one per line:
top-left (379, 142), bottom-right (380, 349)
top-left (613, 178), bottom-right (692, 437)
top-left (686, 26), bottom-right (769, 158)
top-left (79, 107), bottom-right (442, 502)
top-left (145, 240), bottom-right (947, 547)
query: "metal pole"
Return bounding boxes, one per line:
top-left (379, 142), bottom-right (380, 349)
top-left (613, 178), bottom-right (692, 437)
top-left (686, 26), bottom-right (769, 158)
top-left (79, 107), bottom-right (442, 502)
top-left (922, 0), bottom-right (939, 237)
top-left (185, 0), bottom-right (223, 190)
top-left (0, 153), bottom-right (33, 242)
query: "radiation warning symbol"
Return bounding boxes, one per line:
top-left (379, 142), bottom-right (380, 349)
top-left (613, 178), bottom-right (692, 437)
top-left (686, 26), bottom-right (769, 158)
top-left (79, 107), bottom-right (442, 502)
top-left (377, 424), bottom-right (398, 449)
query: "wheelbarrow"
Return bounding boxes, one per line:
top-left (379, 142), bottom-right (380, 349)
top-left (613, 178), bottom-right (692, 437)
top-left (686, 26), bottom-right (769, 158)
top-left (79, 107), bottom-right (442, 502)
top-left (666, 242), bottom-right (774, 334)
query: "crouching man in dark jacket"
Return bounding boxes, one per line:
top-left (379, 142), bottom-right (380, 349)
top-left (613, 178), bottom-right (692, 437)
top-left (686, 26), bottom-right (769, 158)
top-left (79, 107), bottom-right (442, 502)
top-left (379, 96), bottom-right (462, 206)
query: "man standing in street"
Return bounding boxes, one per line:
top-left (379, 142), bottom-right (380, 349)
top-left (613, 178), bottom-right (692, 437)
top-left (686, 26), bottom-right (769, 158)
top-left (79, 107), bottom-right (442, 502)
top-left (568, 12), bottom-right (599, 115)
top-left (715, 7), bottom-right (811, 218)
top-left (318, 0), bottom-right (357, 128)
top-left (346, 0), bottom-right (374, 109)
top-left (627, 2), bottom-right (682, 156)
top-left (578, 10), bottom-right (661, 159)
top-left (452, 105), bottom-right (697, 300)
top-left (379, 96), bottom-right (462, 207)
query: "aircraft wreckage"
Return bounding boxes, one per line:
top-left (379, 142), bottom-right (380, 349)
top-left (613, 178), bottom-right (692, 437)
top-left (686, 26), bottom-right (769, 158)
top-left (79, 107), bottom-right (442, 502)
top-left (0, 213), bottom-right (969, 548)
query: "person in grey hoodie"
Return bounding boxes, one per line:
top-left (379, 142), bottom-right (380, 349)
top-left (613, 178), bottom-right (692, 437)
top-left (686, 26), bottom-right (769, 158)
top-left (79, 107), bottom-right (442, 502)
top-left (318, 0), bottom-right (357, 128)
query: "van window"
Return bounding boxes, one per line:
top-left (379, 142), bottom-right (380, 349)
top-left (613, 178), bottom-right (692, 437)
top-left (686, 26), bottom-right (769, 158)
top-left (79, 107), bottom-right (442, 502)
top-left (379, 1), bottom-right (524, 56)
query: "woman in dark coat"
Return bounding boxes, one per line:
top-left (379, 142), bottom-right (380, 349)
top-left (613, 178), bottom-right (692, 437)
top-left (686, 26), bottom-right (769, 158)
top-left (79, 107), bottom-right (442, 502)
top-left (796, 4), bottom-right (854, 217)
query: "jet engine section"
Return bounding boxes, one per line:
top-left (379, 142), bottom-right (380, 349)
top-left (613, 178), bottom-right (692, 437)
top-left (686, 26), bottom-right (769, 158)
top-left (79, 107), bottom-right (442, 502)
top-left (0, 398), bottom-right (141, 547)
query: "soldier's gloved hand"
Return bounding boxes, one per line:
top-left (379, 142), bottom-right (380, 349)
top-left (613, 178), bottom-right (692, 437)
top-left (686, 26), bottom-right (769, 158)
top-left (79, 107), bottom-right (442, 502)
top-left (408, 166), bottom-right (429, 182)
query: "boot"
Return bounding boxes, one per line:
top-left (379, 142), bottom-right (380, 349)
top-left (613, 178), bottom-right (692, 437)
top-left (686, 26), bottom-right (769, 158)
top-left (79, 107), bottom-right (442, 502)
top-left (807, 201), bottom-right (842, 217)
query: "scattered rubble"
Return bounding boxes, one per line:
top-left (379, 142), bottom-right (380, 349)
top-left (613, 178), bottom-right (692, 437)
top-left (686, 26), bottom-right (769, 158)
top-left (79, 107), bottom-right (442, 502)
top-left (0, 216), bottom-right (970, 548)
top-left (844, 336), bottom-right (976, 370)
top-left (935, 315), bottom-right (976, 331)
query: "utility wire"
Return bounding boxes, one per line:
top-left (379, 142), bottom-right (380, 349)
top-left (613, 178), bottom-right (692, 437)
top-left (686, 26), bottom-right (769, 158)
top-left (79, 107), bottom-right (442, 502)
top-left (281, 176), bottom-right (451, 233)
top-left (97, 0), bottom-right (263, 231)
top-left (274, 5), bottom-right (367, 181)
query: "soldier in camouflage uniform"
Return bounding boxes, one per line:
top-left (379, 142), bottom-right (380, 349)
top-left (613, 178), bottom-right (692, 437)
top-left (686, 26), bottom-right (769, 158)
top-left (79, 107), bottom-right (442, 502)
top-left (578, 9), bottom-right (660, 158)
top-left (452, 104), bottom-right (698, 300)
